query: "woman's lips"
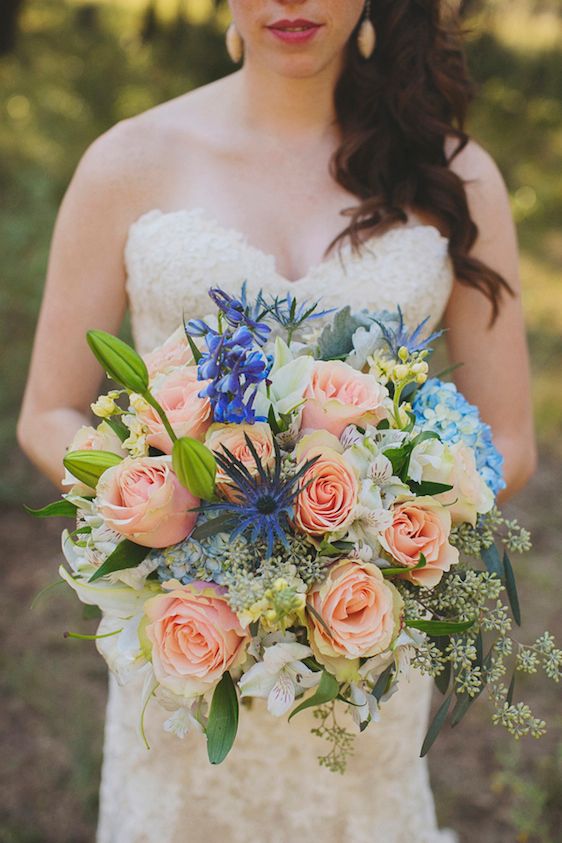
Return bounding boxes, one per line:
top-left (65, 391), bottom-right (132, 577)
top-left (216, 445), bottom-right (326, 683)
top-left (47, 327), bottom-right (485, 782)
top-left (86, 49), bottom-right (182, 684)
top-left (266, 20), bottom-right (323, 45)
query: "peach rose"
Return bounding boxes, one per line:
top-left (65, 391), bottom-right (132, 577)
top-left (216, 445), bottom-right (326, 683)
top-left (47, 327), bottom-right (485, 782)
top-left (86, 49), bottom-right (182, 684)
top-left (63, 421), bottom-right (126, 495)
top-left (380, 496), bottom-right (459, 588)
top-left (96, 455), bottom-right (198, 548)
top-left (307, 559), bottom-right (403, 681)
top-left (205, 422), bottom-right (274, 498)
top-left (294, 431), bottom-right (358, 537)
top-left (143, 327), bottom-right (194, 379)
top-left (134, 367), bottom-right (212, 454)
top-left (144, 581), bottom-right (249, 698)
top-left (301, 360), bottom-right (389, 438)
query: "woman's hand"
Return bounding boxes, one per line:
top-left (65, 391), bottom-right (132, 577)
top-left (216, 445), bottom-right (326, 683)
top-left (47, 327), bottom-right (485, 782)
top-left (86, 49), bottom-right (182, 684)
top-left (444, 138), bottom-right (538, 502)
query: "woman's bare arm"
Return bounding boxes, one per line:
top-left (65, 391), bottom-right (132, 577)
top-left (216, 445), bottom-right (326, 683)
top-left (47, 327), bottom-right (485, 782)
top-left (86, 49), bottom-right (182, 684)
top-left (17, 120), bottom-right (148, 489)
top-left (444, 139), bottom-right (537, 501)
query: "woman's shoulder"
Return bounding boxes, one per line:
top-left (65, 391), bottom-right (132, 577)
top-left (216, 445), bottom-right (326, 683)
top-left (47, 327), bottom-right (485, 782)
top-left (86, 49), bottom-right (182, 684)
top-left (70, 74), bottom-right (237, 210)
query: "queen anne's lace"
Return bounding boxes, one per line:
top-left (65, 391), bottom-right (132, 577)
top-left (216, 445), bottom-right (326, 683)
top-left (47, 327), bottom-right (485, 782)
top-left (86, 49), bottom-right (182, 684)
top-left (97, 207), bottom-right (458, 843)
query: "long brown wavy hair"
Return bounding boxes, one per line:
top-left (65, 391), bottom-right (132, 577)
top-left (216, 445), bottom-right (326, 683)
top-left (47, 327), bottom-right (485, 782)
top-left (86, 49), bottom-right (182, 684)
top-left (329, 0), bottom-right (512, 322)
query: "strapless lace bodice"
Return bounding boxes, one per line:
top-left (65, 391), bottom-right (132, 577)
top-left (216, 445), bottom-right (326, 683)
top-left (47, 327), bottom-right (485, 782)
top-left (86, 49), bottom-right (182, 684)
top-left (96, 207), bottom-right (458, 843)
top-left (124, 207), bottom-right (454, 354)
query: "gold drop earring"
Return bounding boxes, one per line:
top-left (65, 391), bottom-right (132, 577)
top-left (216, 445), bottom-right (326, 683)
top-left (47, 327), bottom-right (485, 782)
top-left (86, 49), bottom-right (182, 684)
top-left (226, 22), bottom-right (244, 63)
top-left (357, 0), bottom-right (376, 59)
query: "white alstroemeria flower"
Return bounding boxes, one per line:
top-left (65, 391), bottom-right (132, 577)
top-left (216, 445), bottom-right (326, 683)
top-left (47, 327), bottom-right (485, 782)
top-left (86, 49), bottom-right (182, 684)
top-left (347, 321), bottom-right (386, 371)
top-left (349, 540), bottom-right (375, 563)
top-left (348, 682), bottom-right (381, 729)
top-left (344, 479), bottom-right (394, 552)
top-left (359, 628), bottom-right (425, 703)
top-left (368, 453), bottom-right (394, 484)
top-left (161, 698), bottom-right (207, 739)
top-left (239, 642), bottom-right (321, 716)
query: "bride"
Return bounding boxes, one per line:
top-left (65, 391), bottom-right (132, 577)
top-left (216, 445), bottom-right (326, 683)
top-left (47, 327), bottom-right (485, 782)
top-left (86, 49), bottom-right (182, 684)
top-left (18, 1), bottom-right (536, 841)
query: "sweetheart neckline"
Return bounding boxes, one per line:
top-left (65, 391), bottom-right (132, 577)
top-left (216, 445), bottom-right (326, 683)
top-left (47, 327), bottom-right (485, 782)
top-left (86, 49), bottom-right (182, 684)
top-left (126, 206), bottom-right (450, 286)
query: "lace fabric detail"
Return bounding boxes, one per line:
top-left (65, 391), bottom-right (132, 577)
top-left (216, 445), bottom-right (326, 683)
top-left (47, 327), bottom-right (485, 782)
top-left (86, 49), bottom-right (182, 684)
top-left (97, 207), bottom-right (458, 843)
top-left (124, 207), bottom-right (454, 355)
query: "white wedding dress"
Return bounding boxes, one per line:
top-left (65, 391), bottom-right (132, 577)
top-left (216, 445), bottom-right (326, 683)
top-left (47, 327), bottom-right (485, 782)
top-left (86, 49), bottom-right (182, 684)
top-left (96, 207), bottom-right (458, 843)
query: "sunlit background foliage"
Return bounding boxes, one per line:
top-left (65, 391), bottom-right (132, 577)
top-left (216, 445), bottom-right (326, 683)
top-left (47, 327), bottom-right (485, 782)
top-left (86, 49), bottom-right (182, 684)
top-left (0, 2), bottom-right (561, 841)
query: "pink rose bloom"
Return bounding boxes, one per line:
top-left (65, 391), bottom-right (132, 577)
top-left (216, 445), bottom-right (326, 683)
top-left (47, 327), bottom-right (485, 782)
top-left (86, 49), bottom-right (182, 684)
top-left (63, 421), bottom-right (126, 495)
top-left (144, 581), bottom-right (249, 698)
top-left (301, 360), bottom-right (389, 438)
top-left (380, 496), bottom-right (459, 588)
top-left (307, 559), bottom-right (403, 681)
top-left (143, 327), bottom-right (194, 379)
top-left (96, 455), bottom-right (198, 548)
top-left (205, 422), bottom-right (274, 498)
top-left (294, 431), bottom-right (358, 537)
top-left (135, 367), bottom-right (212, 454)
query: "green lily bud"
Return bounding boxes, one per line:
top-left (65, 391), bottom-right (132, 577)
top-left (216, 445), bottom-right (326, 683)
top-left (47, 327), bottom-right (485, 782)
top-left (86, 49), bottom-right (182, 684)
top-left (172, 436), bottom-right (216, 500)
top-left (63, 449), bottom-right (123, 489)
top-left (87, 330), bottom-right (149, 394)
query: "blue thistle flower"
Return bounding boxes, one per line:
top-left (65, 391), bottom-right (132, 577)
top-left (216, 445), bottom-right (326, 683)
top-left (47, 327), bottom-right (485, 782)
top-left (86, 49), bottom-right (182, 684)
top-left (265, 292), bottom-right (336, 341)
top-left (374, 306), bottom-right (445, 358)
top-left (412, 377), bottom-right (506, 495)
top-left (196, 435), bottom-right (319, 558)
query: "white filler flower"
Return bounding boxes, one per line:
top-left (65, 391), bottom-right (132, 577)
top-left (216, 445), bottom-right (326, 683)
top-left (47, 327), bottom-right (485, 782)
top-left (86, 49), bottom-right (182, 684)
top-left (239, 642), bottom-right (321, 716)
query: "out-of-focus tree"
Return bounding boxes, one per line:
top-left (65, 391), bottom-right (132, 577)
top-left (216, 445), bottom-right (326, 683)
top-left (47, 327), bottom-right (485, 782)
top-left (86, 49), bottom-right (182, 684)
top-left (0, 0), bottom-right (25, 55)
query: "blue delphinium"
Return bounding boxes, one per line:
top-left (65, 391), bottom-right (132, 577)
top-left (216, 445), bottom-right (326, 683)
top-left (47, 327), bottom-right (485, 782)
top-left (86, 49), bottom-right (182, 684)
top-left (198, 435), bottom-right (318, 558)
top-left (208, 285), bottom-right (271, 345)
top-left (412, 377), bottom-right (506, 495)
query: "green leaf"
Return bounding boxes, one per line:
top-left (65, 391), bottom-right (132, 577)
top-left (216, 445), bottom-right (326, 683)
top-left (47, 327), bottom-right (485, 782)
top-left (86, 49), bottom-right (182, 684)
top-left (507, 671), bottom-right (516, 706)
top-left (481, 544), bottom-right (503, 580)
top-left (206, 672), bottom-right (239, 764)
top-left (288, 670), bottom-right (339, 721)
top-left (408, 480), bottom-right (454, 496)
top-left (435, 658), bottom-right (452, 695)
top-left (185, 331), bottom-right (203, 364)
top-left (406, 618), bottom-right (475, 636)
top-left (191, 512), bottom-right (235, 541)
top-left (63, 449), bottom-right (123, 489)
top-left (267, 404), bottom-right (281, 435)
top-left (503, 551), bottom-right (522, 626)
top-left (371, 663), bottom-right (394, 702)
top-left (172, 436), bottom-right (216, 500)
top-left (24, 499), bottom-right (77, 519)
top-left (317, 537), bottom-right (354, 558)
top-left (88, 540), bottom-right (150, 583)
top-left (87, 329), bottom-right (149, 393)
top-left (383, 445), bottom-right (409, 477)
top-left (420, 693), bottom-right (452, 757)
top-left (104, 417), bottom-right (130, 442)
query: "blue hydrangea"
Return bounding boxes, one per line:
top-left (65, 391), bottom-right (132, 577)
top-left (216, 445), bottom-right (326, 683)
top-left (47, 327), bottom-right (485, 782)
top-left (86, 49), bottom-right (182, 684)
top-left (149, 523), bottom-right (235, 586)
top-left (412, 378), bottom-right (506, 495)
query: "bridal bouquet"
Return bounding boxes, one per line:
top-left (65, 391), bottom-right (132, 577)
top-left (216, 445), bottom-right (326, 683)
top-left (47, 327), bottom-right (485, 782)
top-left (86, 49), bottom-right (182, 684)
top-left (30, 285), bottom-right (560, 772)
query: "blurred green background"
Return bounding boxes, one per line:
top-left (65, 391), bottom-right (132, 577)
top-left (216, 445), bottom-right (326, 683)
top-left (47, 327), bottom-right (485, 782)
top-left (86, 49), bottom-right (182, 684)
top-left (1, 1), bottom-right (561, 841)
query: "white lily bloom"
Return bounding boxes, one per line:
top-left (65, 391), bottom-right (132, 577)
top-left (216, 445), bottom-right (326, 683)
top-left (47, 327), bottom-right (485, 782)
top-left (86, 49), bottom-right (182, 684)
top-left (95, 612), bottom-right (147, 684)
top-left (58, 563), bottom-right (159, 618)
top-left (239, 641), bottom-right (321, 716)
